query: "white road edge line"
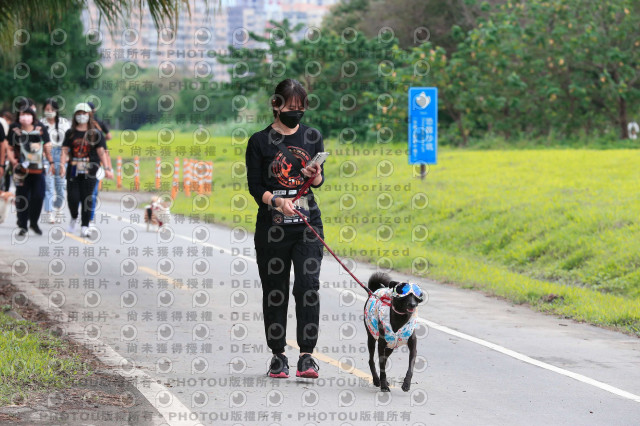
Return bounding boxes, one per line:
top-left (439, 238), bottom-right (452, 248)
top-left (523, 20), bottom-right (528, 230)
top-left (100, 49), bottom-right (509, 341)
top-left (348, 291), bottom-right (640, 404)
top-left (0, 259), bottom-right (199, 426)
top-left (417, 317), bottom-right (640, 403)
top-left (106, 211), bottom-right (640, 403)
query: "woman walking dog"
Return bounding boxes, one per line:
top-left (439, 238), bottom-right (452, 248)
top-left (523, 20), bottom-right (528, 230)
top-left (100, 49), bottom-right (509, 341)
top-left (246, 79), bottom-right (326, 378)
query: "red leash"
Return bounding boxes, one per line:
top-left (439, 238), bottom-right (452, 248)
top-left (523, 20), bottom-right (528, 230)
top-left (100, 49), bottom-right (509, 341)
top-left (290, 173), bottom-right (375, 298)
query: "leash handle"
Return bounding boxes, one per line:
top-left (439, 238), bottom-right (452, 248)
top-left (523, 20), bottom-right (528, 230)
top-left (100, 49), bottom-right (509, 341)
top-left (291, 173), bottom-right (316, 203)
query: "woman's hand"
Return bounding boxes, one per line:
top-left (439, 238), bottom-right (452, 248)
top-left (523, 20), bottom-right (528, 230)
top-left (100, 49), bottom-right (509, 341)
top-left (277, 197), bottom-right (297, 216)
top-left (48, 163), bottom-right (55, 176)
top-left (301, 162), bottom-right (321, 178)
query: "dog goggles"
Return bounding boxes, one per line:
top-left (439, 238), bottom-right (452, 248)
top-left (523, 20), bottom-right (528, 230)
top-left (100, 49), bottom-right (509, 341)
top-left (393, 283), bottom-right (425, 302)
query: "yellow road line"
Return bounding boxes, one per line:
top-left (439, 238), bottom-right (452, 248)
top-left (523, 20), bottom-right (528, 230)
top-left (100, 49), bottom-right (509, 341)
top-left (138, 265), bottom-right (186, 290)
top-left (286, 339), bottom-right (395, 388)
top-left (65, 232), bottom-right (92, 244)
top-left (62, 234), bottom-right (186, 290)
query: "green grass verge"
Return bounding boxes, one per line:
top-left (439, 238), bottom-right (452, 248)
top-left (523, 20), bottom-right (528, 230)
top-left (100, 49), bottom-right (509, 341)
top-left (0, 311), bottom-right (89, 405)
top-left (100, 130), bottom-right (640, 335)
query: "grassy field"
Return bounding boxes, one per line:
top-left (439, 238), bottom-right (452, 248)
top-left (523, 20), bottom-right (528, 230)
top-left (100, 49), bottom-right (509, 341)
top-left (101, 130), bottom-right (640, 335)
top-left (0, 310), bottom-right (88, 403)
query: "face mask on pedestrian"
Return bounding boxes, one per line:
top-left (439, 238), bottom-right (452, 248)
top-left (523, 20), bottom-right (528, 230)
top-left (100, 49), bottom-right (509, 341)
top-left (44, 111), bottom-right (56, 119)
top-left (278, 110), bottom-right (304, 129)
top-left (19, 114), bottom-right (33, 126)
top-left (75, 113), bottom-right (89, 124)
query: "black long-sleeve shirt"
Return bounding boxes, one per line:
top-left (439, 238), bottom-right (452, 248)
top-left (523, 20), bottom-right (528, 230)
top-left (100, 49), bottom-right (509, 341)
top-left (245, 124), bottom-right (325, 226)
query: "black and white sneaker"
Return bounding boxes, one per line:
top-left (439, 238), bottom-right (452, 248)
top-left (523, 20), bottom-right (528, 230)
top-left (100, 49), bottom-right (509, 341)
top-left (296, 354), bottom-right (319, 378)
top-left (267, 353), bottom-right (289, 378)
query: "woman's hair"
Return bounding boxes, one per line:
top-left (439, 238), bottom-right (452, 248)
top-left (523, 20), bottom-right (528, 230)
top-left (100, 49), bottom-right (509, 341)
top-left (1, 110), bottom-right (14, 121)
top-left (271, 79), bottom-right (308, 118)
top-left (13, 98), bottom-right (37, 119)
top-left (17, 108), bottom-right (37, 127)
top-left (43, 98), bottom-right (60, 132)
top-left (71, 109), bottom-right (102, 133)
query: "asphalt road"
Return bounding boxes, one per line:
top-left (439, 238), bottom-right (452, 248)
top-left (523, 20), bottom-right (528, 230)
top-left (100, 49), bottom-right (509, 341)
top-left (1, 191), bottom-right (639, 426)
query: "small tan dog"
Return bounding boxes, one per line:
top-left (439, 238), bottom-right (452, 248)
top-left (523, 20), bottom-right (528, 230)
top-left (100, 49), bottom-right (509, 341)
top-left (144, 196), bottom-right (171, 231)
top-left (0, 191), bottom-right (15, 224)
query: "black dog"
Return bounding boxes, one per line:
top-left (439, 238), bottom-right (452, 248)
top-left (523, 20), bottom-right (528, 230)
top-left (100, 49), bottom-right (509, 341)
top-left (363, 272), bottom-right (425, 392)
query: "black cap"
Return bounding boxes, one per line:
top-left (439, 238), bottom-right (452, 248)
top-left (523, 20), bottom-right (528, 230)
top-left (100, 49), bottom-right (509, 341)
top-left (87, 102), bottom-right (96, 110)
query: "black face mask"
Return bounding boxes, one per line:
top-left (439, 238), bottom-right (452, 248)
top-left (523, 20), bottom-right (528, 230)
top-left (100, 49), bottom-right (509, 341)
top-left (278, 110), bottom-right (304, 128)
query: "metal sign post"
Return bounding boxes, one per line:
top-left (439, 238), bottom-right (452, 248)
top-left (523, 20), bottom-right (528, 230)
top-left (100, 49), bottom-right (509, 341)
top-left (408, 87), bottom-right (438, 178)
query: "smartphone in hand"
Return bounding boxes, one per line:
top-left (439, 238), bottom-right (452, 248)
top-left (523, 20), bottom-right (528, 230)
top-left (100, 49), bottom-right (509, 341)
top-left (306, 152), bottom-right (330, 169)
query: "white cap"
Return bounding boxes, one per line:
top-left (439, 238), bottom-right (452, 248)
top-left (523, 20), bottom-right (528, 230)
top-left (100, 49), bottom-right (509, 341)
top-left (74, 103), bottom-right (92, 113)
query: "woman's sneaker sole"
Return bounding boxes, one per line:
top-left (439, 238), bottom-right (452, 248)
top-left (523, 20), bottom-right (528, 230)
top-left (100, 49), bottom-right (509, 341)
top-left (296, 369), bottom-right (319, 378)
top-left (267, 354), bottom-right (289, 378)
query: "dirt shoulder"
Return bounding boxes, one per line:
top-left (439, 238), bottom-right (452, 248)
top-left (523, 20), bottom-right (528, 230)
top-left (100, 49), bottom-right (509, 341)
top-left (0, 279), bottom-right (163, 426)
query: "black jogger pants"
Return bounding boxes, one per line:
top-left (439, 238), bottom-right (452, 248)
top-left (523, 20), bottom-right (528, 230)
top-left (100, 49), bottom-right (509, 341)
top-left (67, 175), bottom-right (97, 227)
top-left (254, 222), bottom-right (324, 354)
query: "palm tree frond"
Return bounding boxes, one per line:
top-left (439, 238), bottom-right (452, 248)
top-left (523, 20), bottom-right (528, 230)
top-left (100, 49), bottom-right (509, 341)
top-left (0, 0), bottom-right (213, 52)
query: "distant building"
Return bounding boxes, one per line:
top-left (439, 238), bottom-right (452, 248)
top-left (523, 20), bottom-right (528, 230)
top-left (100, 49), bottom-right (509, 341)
top-left (281, 2), bottom-right (329, 40)
top-left (81, 1), bottom-right (231, 81)
top-left (81, 0), bottom-right (337, 78)
top-left (227, 0), bottom-right (267, 49)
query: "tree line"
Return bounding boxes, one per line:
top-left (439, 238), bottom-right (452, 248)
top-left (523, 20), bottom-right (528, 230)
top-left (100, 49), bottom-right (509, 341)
top-left (2, 1), bottom-right (638, 144)
top-left (224, 0), bottom-right (639, 144)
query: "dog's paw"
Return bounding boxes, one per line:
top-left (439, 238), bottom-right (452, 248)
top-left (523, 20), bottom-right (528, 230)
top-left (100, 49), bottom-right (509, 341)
top-left (401, 381), bottom-right (411, 392)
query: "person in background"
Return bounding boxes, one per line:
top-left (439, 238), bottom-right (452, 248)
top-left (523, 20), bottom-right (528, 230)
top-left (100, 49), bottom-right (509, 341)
top-left (5, 101), bottom-right (46, 191)
top-left (41, 99), bottom-right (70, 224)
top-left (87, 102), bottom-right (112, 142)
top-left (60, 103), bottom-right (112, 237)
top-left (86, 102), bottom-right (112, 225)
top-left (5, 107), bottom-right (53, 236)
top-left (8, 99), bottom-right (48, 137)
top-left (0, 111), bottom-right (10, 135)
top-left (0, 110), bottom-right (11, 188)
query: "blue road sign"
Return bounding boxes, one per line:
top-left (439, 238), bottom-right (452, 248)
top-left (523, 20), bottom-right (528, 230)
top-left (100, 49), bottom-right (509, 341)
top-left (408, 87), bottom-right (437, 165)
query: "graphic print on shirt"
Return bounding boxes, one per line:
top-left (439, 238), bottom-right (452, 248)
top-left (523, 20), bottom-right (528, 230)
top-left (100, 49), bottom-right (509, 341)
top-left (23, 141), bottom-right (43, 169)
top-left (271, 146), bottom-right (311, 188)
top-left (13, 130), bottom-right (44, 169)
top-left (71, 136), bottom-right (91, 159)
top-left (69, 135), bottom-right (94, 175)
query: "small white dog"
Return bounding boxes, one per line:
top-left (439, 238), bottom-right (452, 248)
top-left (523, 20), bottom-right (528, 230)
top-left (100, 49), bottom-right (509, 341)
top-left (0, 191), bottom-right (15, 224)
top-left (144, 196), bottom-right (171, 231)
